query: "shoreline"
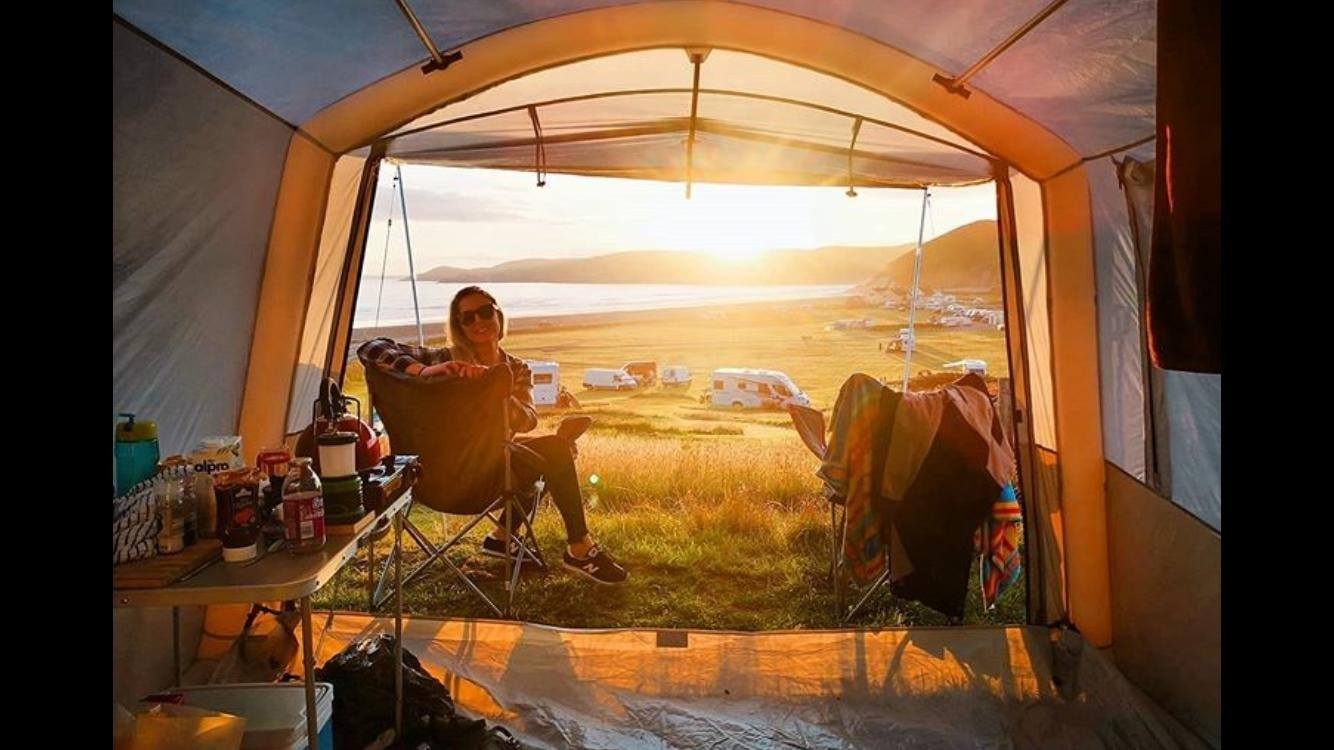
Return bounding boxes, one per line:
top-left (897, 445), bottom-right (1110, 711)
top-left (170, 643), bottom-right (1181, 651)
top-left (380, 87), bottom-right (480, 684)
top-left (350, 295), bottom-right (855, 346)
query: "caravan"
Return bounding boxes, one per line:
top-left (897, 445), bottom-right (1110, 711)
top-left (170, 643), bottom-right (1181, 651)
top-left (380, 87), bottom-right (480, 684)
top-left (525, 360), bottom-right (560, 407)
top-left (709, 368), bottom-right (810, 410)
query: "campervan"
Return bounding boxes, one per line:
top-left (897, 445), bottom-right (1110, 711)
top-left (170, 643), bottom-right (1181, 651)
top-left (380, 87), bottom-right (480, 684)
top-left (710, 368), bottom-right (810, 409)
top-left (886, 328), bottom-right (916, 353)
top-left (526, 360), bottom-right (560, 407)
top-left (661, 365), bottom-right (692, 387)
top-left (583, 368), bottom-right (638, 391)
top-left (943, 359), bottom-right (988, 376)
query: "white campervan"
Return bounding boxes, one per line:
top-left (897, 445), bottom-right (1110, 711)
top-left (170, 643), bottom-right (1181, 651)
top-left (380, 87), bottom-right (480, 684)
top-left (661, 365), bottom-right (692, 387)
top-left (709, 368), bottom-right (810, 410)
top-left (525, 360), bottom-right (560, 407)
top-left (583, 368), bottom-right (638, 390)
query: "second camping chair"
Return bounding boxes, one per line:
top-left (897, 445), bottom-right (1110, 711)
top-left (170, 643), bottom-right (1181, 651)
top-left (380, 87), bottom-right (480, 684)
top-left (364, 361), bottom-right (548, 618)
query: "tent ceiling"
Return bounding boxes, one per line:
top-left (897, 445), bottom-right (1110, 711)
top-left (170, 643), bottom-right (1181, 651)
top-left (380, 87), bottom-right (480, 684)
top-left (383, 50), bottom-right (996, 187)
top-left (113, 0), bottom-right (1154, 160)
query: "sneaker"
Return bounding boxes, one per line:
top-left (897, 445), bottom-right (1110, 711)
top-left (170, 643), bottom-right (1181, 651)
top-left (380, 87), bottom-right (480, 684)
top-left (562, 544), bottom-right (628, 585)
top-left (556, 415), bottom-right (593, 442)
top-left (481, 534), bottom-right (545, 566)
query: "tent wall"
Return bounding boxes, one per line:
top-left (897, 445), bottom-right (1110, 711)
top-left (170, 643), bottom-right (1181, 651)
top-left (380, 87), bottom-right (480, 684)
top-left (113, 19), bottom-right (292, 456)
top-left (113, 17), bottom-right (291, 702)
top-left (1106, 465), bottom-right (1220, 746)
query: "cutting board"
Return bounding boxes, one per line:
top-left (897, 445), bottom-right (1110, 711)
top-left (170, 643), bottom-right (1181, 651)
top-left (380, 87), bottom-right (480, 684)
top-left (327, 511), bottom-right (375, 537)
top-left (113, 539), bottom-right (223, 589)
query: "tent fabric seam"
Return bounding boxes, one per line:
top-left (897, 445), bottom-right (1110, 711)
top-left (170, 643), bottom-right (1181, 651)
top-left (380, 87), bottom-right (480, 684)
top-left (1046, 134), bottom-right (1157, 182)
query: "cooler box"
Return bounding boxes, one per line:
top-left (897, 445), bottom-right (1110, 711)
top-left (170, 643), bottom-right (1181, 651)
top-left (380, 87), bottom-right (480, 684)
top-left (172, 683), bottom-right (334, 750)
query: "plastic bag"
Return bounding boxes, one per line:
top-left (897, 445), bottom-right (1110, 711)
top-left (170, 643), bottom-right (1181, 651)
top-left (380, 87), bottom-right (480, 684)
top-left (123, 702), bottom-right (246, 750)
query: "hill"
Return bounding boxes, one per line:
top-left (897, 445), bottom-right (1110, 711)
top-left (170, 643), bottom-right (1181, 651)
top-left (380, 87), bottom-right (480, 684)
top-left (418, 244), bottom-right (913, 285)
top-left (867, 220), bottom-right (1000, 291)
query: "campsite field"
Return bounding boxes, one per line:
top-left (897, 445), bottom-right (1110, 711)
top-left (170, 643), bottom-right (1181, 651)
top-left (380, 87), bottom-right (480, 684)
top-left (323, 296), bottom-right (1023, 629)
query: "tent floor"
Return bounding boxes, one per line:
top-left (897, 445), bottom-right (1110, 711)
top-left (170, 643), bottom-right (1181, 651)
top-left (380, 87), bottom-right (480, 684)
top-left (218, 612), bottom-right (1211, 749)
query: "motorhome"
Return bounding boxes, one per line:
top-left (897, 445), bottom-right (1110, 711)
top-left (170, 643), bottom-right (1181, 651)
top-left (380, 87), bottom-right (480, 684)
top-left (583, 368), bottom-right (638, 391)
top-left (526, 360), bottom-right (560, 407)
top-left (661, 365), bottom-right (692, 388)
top-left (709, 368), bottom-right (810, 409)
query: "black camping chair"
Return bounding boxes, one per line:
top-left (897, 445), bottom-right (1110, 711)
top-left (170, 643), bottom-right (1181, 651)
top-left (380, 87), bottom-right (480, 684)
top-left (363, 362), bottom-right (548, 618)
top-left (788, 404), bottom-right (853, 619)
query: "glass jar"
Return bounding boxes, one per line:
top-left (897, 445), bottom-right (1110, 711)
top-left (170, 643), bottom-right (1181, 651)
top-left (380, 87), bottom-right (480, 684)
top-left (157, 455), bottom-right (197, 546)
top-left (152, 471), bottom-right (185, 554)
top-left (282, 457), bottom-right (327, 554)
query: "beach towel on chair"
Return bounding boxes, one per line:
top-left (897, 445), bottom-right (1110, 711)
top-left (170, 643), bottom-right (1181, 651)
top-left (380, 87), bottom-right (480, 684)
top-left (818, 374), bottom-right (898, 583)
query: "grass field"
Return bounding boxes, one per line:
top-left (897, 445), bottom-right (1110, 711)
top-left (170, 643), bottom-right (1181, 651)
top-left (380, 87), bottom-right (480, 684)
top-left (321, 295), bottom-right (1024, 629)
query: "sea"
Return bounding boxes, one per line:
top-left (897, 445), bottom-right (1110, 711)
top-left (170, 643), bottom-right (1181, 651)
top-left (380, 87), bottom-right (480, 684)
top-left (354, 279), bottom-right (853, 328)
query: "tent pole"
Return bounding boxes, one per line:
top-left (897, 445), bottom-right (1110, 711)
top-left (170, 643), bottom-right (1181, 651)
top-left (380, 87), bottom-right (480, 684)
top-left (933, 0), bottom-right (1070, 97)
top-left (396, 164), bottom-right (426, 346)
top-left (374, 173), bottom-right (397, 328)
top-left (902, 188), bottom-right (930, 392)
top-left (684, 50), bottom-right (707, 199)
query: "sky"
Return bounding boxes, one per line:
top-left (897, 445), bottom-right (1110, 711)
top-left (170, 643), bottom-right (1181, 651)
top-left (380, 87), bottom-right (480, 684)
top-left (365, 165), bottom-right (997, 276)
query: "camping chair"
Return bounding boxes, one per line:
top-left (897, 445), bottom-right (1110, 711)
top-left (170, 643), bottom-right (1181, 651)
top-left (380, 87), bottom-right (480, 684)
top-left (364, 362), bottom-right (548, 618)
top-left (788, 403), bottom-right (892, 622)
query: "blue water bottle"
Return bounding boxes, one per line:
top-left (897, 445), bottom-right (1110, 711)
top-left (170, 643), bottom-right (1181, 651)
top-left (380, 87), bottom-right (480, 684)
top-left (115, 413), bottom-right (160, 495)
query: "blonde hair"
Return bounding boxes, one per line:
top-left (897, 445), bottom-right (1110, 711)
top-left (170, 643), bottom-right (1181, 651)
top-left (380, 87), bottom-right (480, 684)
top-left (447, 286), bottom-right (507, 363)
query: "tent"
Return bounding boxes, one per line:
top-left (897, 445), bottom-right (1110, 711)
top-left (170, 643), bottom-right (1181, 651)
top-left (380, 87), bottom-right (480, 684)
top-left (113, 1), bottom-right (1220, 746)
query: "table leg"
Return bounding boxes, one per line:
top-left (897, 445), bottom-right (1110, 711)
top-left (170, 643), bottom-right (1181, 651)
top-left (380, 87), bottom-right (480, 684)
top-left (394, 511), bottom-right (404, 738)
top-left (301, 596), bottom-right (318, 749)
top-left (172, 606), bottom-right (181, 686)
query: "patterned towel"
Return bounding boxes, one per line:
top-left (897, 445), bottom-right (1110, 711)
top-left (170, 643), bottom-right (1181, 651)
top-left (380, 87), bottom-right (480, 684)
top-left (976, 482), bottom-right (1023, 610)
top-left (818, 374), bottom-right (890, 583)
top-left (113, 480), bottom-right (160, 565)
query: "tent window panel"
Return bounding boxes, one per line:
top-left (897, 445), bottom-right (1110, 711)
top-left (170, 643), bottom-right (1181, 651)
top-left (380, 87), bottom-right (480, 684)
top-left (1162, 372), bottom-right (1221, 531)
top-left (1010, 170), bottom-right (1056, 449)
top-left (1088, 159), bottom-right (1147, 481)
top-left (286, 153), bottom-right (368, 434)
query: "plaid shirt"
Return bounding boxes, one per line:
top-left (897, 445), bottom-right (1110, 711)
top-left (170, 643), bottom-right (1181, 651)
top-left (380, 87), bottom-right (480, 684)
top-left (356, 337), bottom-right (452, 375)
top-left (355, 337), bottom-right (538, 433)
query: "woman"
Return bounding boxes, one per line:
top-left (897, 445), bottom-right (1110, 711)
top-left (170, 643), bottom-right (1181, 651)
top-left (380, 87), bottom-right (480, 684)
top-left (357, 286), bottom-right (628, 585)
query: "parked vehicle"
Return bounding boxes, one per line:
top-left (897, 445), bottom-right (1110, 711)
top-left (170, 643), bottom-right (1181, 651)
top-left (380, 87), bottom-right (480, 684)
top-left (709, 368), bottom-right (810, 410)
top-left (622, 361), bottom-right (659, 387)
top-left (943, 359), bottom-right (988, 376)
top-left (525, 360), bottom-right (560, 407)
top-left (583, 368), bottom-right (638, 390)
top-left (885, 328), bottom-right (916, 353)
top-left (661, 365), bottom-right (692, 388)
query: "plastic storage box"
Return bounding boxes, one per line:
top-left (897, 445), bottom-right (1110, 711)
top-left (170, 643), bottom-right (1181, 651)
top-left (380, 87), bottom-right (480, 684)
top-left (171, 683), bottom-right (334, 750)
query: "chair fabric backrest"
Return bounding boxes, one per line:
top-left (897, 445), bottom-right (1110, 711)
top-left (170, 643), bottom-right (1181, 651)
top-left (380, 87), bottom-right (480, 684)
top-left (364, 362), bottom-right (511, 514)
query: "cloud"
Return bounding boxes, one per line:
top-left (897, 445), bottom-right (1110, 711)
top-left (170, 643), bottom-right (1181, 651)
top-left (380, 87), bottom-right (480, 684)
top-left (369, 185), bottom-right (578, 225)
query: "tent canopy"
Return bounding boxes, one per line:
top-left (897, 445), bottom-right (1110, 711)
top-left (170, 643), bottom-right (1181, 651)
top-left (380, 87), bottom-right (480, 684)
top-left (114, 1), bottom-right (1219, 744)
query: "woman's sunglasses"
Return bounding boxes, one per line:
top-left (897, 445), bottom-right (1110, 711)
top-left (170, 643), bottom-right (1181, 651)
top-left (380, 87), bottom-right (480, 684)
top-left (459, 302), bottom-right (500, 327)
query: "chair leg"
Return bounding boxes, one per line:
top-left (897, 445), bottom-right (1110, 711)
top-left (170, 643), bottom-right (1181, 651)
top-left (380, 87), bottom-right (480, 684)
top-left (846, 568), bottom-right (891, 622)
top-left (373, 498), bottom-right (508, 617)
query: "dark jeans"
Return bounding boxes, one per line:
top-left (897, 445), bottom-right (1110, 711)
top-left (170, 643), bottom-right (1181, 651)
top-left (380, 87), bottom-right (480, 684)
top-left (507, 434), bottom-right (589, 543)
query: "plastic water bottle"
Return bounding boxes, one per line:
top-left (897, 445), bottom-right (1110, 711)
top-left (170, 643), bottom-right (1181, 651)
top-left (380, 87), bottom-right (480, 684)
top-left (115, 413), bottom-right (159, 495)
